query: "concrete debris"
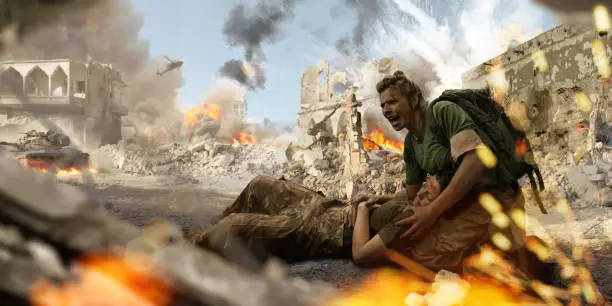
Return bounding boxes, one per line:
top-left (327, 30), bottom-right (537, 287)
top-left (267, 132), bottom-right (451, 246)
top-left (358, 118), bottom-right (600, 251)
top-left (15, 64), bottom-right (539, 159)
top-left (566, 161), bottom-right (612, 207)
top-left (0, 153), bottom-right (335, 306)
top-left (280, 145), bottom-right (405, 199)
top-left (95, 141), bottom-right (283, 178)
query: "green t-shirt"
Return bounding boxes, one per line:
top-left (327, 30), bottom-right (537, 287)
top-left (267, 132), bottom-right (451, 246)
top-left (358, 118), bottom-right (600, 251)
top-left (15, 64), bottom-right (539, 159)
top-left (369, 199), bottom-right (413, 244)
top-left (403, 101), bottom-right (497, 189)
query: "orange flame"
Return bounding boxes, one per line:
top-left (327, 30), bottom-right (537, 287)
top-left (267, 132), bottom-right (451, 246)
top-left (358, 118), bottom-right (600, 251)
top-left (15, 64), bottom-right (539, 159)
top-left (232, 131), bottom-right (256, 144)
top-left (362, 128), bottom-right (404, 152)
top-left (185, 104), bottom-right (220, 127)
top-left (328, 249), bottom-right (551, 306)
top-left (20, 159), bottom-right (97, 176)
top-left (30, 253), bottom-right (172, 306)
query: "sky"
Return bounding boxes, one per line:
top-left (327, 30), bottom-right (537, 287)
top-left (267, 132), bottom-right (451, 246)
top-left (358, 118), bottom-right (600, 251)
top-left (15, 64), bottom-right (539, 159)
top-left (131, 0), bottom-right (558, 124)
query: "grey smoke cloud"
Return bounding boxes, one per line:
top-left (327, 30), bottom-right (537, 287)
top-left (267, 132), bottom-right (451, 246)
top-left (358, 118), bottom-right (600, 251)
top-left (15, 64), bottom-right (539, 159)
top-left (335, 0), bottom-right (388, 56)
top-left (223, 0), bottom-right (300, 62)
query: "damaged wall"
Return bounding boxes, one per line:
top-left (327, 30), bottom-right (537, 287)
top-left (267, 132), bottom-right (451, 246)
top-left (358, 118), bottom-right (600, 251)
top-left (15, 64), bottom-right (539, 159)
top-left (297, 57), bottom-right (402, 146)
top-left (0, 58), bottom-right (127, 147)
top-left (462, 24), bottom-right (612, 158)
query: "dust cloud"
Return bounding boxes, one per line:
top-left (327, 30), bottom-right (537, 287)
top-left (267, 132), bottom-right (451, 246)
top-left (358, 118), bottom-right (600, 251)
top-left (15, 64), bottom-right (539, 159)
top-left (4, 0), bottom-right (184, 147)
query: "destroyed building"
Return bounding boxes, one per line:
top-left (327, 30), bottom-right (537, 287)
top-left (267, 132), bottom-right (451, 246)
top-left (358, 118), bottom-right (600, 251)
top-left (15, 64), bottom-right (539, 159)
top-left (462, 23), bottom-right (612, 159)
top-left (0, 58), bottom-right (128, 147)
top-left (296, 58), bottom-right (402, 145)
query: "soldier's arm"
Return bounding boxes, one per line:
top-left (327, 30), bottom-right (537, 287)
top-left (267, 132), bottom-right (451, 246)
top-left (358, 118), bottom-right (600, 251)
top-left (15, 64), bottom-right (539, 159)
top-left (425, 101), bottom-right (486, 218)
top-left (352, 204), bottom-right (388, 265)
top-left (381, 184), bottom-right (419, 201)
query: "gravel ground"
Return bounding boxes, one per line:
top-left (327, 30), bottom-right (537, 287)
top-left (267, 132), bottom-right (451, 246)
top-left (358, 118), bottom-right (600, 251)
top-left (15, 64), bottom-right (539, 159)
top-left (77, 174), bottom-right (612, 300)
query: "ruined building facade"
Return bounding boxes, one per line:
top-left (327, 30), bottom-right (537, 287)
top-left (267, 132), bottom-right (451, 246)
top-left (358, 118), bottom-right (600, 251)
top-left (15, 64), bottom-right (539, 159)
top-left (297, 57), bottom-right (401, 146)
top-left (0, 58), bottom-right (128, 147)
top-left (462, 23), bottom-right (612, 158)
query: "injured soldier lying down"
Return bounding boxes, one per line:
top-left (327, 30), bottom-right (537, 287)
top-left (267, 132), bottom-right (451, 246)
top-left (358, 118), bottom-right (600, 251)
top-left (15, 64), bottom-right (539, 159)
top-left (193, 71), bottom-right (560, 284)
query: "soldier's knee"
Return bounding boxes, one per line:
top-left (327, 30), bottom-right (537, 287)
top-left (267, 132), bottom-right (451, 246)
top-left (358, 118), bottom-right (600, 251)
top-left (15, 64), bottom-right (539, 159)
top-left (248, 175), bottom-right (277, 189)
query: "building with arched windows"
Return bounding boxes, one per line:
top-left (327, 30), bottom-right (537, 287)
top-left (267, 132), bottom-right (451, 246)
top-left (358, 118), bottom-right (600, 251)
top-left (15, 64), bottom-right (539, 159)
top-left (0, 58), bottom-right (128, 147)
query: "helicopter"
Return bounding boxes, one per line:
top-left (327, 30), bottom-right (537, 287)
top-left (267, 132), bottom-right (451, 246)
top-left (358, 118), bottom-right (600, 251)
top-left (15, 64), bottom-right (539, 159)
top-left (157, 55), bottom-right (184, 76)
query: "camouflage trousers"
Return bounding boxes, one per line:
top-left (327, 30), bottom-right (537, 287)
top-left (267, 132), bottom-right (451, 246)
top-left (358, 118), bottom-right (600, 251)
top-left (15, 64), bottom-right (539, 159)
top-left (207, 175), bottom-right (350, 262)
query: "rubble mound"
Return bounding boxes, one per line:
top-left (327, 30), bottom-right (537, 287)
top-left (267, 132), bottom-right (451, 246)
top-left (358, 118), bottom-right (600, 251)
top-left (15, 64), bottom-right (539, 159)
top-left (281, 146), bottom-right (406, 199)
top-left (95, 141), bottom-right (284, 178)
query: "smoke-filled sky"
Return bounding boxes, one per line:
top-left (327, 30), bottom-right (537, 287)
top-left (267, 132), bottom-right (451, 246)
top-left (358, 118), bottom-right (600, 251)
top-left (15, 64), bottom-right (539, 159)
top-left (132, 0), bottom-right (558, 123)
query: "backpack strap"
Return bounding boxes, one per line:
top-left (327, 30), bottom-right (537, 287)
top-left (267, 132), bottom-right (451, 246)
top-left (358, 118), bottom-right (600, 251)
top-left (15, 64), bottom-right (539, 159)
top-left (429, 95), bottom-right (549, 214)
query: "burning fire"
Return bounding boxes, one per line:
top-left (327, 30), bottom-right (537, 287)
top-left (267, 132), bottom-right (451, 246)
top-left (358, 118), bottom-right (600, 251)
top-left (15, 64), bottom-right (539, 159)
top-left (30, 253), bottom-right (172, 306)
top-left (184, 103), bottom-right (220, 127)
top-left (19, 159), bottom-right (97, 176)
top-left (232, 131), bottom-right (256, 144)
top-left (362, 128), bottom-right (404, 152)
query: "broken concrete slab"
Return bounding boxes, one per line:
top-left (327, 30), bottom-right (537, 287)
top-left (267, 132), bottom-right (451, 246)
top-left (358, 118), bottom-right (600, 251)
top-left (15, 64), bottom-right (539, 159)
top-left (588, 174), bottom-right (606, 182)
top-left (583, 165), bottom-right (600, 175)
top-left (567, 166), bottom-right (599, 203)
top-left (313, 159), bottom-right (330, 170)
top-left (189, 141), bottom-right (209, 153)
top-left (598, 161), bottom-right (612, 172)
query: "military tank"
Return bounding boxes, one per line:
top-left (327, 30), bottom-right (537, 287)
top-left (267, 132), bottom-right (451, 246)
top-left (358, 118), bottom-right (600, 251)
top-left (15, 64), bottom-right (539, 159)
top-left (0, 129), bottom-right (91, 172)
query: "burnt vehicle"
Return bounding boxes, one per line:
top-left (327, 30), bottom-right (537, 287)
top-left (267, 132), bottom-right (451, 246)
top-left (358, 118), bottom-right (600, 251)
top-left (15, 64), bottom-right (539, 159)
top-left (0, 129), bottom-right (91, 173)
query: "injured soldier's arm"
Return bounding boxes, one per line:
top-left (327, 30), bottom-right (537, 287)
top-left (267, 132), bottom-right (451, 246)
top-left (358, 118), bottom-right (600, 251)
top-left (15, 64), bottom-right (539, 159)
top-left (352, 203), bottom-right (388, 265)
top-left (379, 183), bottom-right (419, 202)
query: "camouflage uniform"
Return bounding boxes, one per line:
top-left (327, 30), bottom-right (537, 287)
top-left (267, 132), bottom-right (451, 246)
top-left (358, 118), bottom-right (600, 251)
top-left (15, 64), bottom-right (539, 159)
top-left (206, 176), bottom-right (350, 262)
top-left (393, 100), bottom-right (527, 272)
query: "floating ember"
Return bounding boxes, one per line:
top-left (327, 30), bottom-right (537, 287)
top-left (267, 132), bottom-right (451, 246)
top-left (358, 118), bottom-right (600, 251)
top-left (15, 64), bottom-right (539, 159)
top-left (232, 131), bottom-right (256, 144)
top-left (487, 58), bottom-right (509, 105)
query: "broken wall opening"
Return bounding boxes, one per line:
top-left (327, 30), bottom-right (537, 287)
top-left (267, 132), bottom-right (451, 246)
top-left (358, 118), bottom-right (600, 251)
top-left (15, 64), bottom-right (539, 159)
top-left (24, 66), bottom-right (49, 96)
top-left (0, 67), bottom-right (23, 95)
top-left (50, 66), bottom-right (68, 97)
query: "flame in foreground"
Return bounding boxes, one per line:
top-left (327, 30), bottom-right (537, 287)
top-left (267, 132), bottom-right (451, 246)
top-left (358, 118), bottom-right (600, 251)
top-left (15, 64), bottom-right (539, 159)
top-left (362, 128), bottom-right (404, 152)
top-left (232, 131), bottom-right (256, 144)
top-left (185, 103), bottom-right (221, 127)
top-left (30, 253), bottom-right (172, 306)
top-left (327, 266), bottom-right (535, 306)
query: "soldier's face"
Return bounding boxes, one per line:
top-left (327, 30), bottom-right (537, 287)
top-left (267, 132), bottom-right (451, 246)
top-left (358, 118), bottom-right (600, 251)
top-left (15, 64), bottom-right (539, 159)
top-left (380, 87), bottom-right (414, 131)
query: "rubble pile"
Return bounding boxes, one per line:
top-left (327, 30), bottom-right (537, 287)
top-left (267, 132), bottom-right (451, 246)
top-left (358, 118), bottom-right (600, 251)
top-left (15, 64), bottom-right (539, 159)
top-left (281, 145), bottom-right (405, 199)
top-left (519, 145), bottom-right (612, 211)
top-left (95, 141), bottom-right (283, 177)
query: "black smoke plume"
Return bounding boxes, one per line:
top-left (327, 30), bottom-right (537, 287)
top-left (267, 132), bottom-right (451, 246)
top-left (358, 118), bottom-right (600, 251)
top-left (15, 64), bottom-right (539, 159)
top-left (217, 60), bottom-right (266, 90)
top-left (335, 0), bottom-right (388, 57)
top-left (220, 0), bottom-right (300, 89)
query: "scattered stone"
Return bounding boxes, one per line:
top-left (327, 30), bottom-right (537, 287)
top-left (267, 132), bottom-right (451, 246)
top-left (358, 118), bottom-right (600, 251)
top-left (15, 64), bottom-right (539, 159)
top-left (598, 161), bottom-right (612, 172)
top-left (189, 141), bottom-right (209, 153)
top-left (583, 165), bottom-right (600, 175)
top-left (588, 174), bottom-right (606, 182)
top-left (313, 159), bottom-right (330, 170)
top-left (567, 167), bottom-right (599, 203)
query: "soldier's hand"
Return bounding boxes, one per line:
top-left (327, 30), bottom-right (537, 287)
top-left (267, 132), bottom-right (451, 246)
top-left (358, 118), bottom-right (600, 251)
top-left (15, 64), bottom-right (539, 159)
top-left (350, 194), bottom-right (383, 206)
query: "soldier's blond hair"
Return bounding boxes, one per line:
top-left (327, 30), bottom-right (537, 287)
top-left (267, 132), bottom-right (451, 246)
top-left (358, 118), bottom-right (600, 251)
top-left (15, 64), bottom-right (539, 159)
top-left (375, 70), bottom-right (424, 103)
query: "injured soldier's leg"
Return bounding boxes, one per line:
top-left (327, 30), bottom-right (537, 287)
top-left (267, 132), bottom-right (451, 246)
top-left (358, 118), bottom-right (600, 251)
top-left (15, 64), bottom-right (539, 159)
top-left (202, 212), bottom-right (308, 263)
top-left (218, 175), bottom-right (326, 221)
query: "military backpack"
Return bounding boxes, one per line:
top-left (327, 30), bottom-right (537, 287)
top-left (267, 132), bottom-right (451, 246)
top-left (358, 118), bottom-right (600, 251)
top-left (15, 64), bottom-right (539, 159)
top-left (428, 89), bottom-right (548, 214)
